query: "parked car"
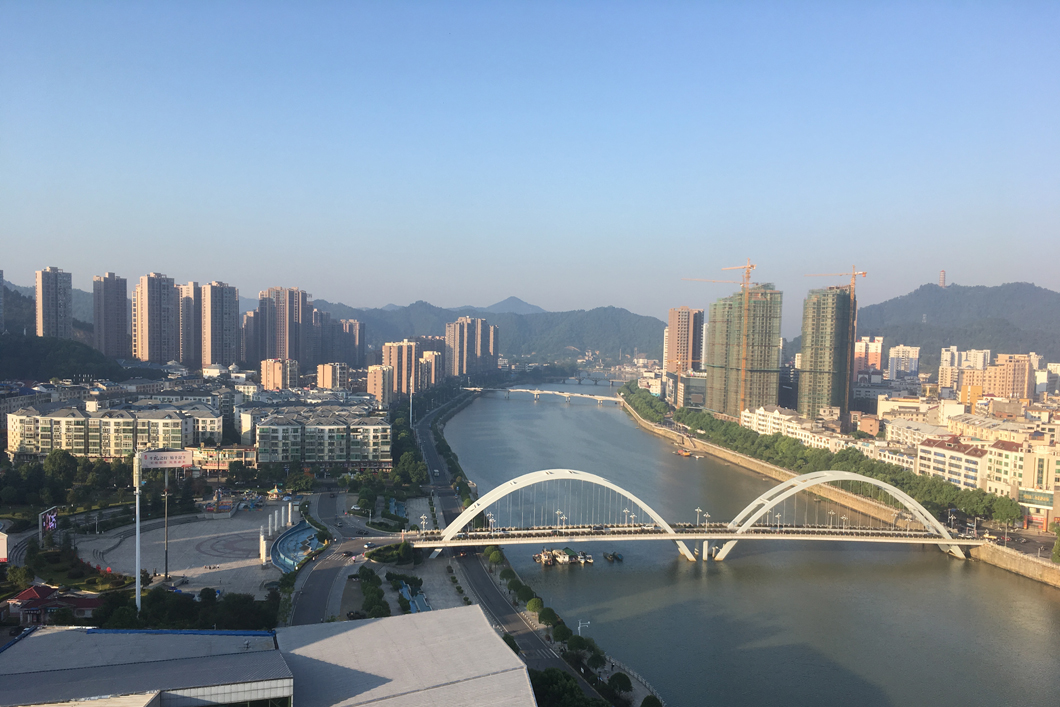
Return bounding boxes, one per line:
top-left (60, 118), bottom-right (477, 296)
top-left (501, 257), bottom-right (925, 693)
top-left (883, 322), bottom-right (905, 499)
top-left (342, 551), bottom-right (354, 557)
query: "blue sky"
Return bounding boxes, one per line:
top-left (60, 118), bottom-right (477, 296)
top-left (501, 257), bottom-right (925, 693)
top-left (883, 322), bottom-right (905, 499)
top-left (2, 2), bottom-right (1057, 335)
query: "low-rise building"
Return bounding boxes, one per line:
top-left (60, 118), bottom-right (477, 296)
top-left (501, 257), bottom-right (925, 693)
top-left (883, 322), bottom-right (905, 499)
top-left (916, 436), bottom-right (988, 489)
top-left (254, 405), bottom-right (390, 470)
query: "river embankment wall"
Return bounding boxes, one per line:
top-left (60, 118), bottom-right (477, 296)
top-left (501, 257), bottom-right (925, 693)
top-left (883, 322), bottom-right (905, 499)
top-left (969, 543), bottom-right (1060, 589)
top-left (618, 399), bottom-right (908, 527)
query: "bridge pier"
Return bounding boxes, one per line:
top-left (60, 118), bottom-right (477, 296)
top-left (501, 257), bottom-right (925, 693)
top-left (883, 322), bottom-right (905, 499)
top-left (534, 392), bottom-right (540, 401)
top-left (565, 395), bottom-right (572, 402)
top-left (674, 539), bottom-right (696, 561)
top-left (505, 390), bottom-right (509, 399)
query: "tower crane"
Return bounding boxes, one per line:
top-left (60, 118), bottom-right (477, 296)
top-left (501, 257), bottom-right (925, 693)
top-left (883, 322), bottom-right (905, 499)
top-left (804, 266), bottom-right (868, 415)
top-left (682, 258), bottom-right (758, 414)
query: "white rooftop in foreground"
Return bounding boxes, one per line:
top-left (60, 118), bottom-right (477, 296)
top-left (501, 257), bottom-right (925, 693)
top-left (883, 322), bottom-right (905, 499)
top-left (276, 605), bottom-right (537, 707)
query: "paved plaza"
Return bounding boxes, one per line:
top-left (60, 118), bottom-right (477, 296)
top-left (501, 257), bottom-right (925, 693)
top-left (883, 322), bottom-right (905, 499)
top-left (76, 504), bottom-right (288, 599)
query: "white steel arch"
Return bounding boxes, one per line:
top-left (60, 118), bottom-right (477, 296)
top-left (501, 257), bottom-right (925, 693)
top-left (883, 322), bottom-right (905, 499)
top-left (714, 470), bottom-right (963, 560)
top-left (437, 469), bottom-right (696, 561)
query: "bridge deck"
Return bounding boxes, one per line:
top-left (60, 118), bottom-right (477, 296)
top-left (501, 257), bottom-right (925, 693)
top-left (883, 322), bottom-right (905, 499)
top-left (411, 527), bottom-right (984, 549)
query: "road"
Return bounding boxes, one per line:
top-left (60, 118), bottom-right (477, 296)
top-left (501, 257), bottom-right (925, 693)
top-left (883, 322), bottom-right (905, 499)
top-left (289, 492), bottom-right (399, 625)
top-left (458, 554), bottom-right (602, 699)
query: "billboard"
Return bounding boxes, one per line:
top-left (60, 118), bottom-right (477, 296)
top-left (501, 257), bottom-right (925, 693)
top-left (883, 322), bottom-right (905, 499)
top-left (0, 531), bottom-right (7, 563)
top-left (141, 450), bottom-right (193, 469)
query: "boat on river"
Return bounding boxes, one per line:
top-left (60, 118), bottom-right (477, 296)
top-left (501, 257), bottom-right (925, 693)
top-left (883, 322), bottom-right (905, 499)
top-left (613, 552), bottom-right (623, 562)
top-left (603, 552), bottom-right (615, 562)
top-left (676, 448), bottom-right (692, 457)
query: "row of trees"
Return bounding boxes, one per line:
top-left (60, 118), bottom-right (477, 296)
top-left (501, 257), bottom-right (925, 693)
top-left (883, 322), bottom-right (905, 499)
top-left (91, 586), bottom-right (280, 630)
top-left (671, 407), bottom-right (1023, 523)
top-left (618, 381), bottom-right (669, 424)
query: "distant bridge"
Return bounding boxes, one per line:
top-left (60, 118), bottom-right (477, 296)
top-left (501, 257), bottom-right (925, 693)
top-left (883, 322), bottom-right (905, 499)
top-left (465, 388), bottom-right (621, 404)
top-left (414, 469), bottom-right (980, 561)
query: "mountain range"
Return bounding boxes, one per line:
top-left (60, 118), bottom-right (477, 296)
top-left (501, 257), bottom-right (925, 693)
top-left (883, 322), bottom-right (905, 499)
top-left (312, 299), bottom-right (663, 360)
top-left (785, 282), bottom-right (1060, 371)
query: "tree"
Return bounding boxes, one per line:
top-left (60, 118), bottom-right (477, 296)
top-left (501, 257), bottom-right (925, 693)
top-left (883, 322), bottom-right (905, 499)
top-left (552, 623), bottom-right (572, 642)
top-left (587, 652), bottom-right (606, 670)
top-left (489, 550), bottom-right (504, 566)
top-left (507, 578), bottom-right (523, 593)
top-left (537, 607), bottom-right (559, 626)
top-left (51, 607), bottom-right (76, 626)
top-left (517, 585), bottom-right (536, 604)
top-left (8, 565), bottom-right (34, 590)
top-left (499, 567), bottom-right (516, 581)
top-left (608, 672), bottom-right (633, 694)
top-left (641, 696), bottom-right (664, 707)
top-left (526, 597), bottom-right (544, 613)
top-left (567, 634), bottom-right (588, 652)
top-left (1053, 535), bottom-right (1060, 564)
top-left (502, 633), bottom-right (520, 655)
top-left (483, 545), bottom-right (499, 557)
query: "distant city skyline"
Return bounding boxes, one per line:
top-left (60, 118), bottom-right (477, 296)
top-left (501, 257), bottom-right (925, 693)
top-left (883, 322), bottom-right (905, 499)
top-left (2, 3), bottom-right (1058, 337)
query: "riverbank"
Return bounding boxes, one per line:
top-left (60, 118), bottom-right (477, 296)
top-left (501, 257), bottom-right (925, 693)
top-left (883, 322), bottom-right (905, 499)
top-left (618, 398), bottom-right (1060, 589)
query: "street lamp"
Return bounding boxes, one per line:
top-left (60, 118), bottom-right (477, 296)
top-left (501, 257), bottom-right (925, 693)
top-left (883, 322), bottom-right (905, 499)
top-left (556, 509), bottom-right (563, 528)
top-left (577, 620), bottom-right (590, 636)
top-left (841, 515), bottom-right (848, 530)
top-left (420, 514), bottom-right (427, 534)
top-left (775, 513), bottom-right (782, 532)
top-left (560, 515), bottom-right (567, 529)
top-left (892, 512), bottom-right (899, 530)
top-left (828, 510), bottom-right (835, 528)
top-left (702, 511), bottom-right (710, 528)
top-left (695, 507), bottom-right (702, 526)
top-left (623, 508), bottom-right (629, 526)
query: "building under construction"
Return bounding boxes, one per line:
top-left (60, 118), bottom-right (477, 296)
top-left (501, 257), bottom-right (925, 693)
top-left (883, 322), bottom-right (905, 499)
top-left (703, 284), bottom-right (783, 419)
top-left (798, 285), bottom-right (856, 419)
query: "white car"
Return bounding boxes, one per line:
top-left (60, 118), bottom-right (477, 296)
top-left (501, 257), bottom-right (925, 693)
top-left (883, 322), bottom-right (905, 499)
top-left (364, 542), bottom-right (374, 549)
top-left (351, 505), bottom-right (360, 511)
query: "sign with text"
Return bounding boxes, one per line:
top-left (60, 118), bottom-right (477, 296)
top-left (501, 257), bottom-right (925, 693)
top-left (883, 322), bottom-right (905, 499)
top-left (141, 450), bottom-right (193, 469)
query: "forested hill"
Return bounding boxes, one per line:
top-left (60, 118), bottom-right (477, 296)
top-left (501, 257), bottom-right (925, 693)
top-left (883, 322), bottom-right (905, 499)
top-left (785, 282), bottom-right (1060, 372)
top-left (313, 299), bottom-right (665, 361)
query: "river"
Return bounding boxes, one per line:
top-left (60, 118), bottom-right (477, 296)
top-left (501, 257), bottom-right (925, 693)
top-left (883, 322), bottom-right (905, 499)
top-left (443, 385), bottom-right (1060, 707)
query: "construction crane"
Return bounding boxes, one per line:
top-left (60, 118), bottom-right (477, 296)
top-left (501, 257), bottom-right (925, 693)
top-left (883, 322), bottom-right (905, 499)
top-left (682, 258), bottom-right (758, 415)
top-left (804, 266), bottom-right (868, 415)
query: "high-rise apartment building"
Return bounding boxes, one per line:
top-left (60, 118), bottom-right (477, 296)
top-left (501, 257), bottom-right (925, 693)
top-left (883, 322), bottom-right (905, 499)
top-left (703, 285), bottom-right (783, 418)
top-left (445, 317), bottom-right (499, 377)
top-left (853, 336), bottom-right (883, 373)
top-left (367, 365), bottom-right (394, 406)
top-left (984, 354), bottom-right (1034, 399)
top-left (940, 347), bottom-right (991, 370)
top-left (241, 311), bottom-right (258, 364)
top-left (202, 281), bottom-right (239, 367)
top-left (383, 340), bottom-right (420, 395)
top-left (132, 273), bottom-right (179, 364)
top-left (318, 362), bottom-right (349, 390)
top-left (887, 345), bottom-right (920, 379)
top-left (256, 287), bottom-right (313, 364)
top-left (665, 307), bottom-right (704, 374)
top-left (797, 286), bottom-right (856, 418)
top-left (419, 350), bottom-right (443, 387)
top-left (261, 359), bottom-right (300, 391)
top-left (35, 266), bottom-right (73, 339)
top-left (92, 272), bottom-right (129, 358)
top-left (177, 282), bottom-right (202, 368)
top-left (342, 320), bottom-right (366, 368)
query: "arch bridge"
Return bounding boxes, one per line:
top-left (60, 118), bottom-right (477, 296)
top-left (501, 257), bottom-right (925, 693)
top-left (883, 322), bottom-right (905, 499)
top-left (465, 388), bottom-right (620, 404)
top-left (415, 469), bottom-right (979, 561)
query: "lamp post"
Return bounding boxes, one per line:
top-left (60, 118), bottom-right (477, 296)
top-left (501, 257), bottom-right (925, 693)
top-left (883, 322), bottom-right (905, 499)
top-left (702, 511), bottom-right (710, 528)
top-left (623, 508), bottom-right (630, 526)
top-left (828, 510), bottom-right (835, 529)
top-left (892, 512), bottom-right (899, 530)
top-left (775, 513), bottom-right (782, 532)
top-left (420, 514), bottom-right (427, 534)
top-left (841, 515), bottom-right (848, 530)
top-left (629, 513), bottom-right (636, 528)
top-left (578, 620), bottom-right (590, 636)
top-left (556, 509), bottom-right (563, 529)
top-left (695, 507), bottom-right (702, 526)
top-left (560, 515), bottom-right (567, 529)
